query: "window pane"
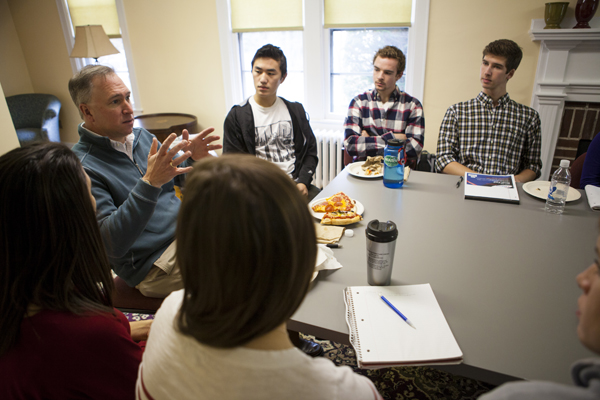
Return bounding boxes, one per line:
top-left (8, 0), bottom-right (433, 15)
top-left (330, 28), bottom-right (408, 114)
top-left (98, 38), bottom-right (128, 72)
top-left (239, 31), bottom-right (304, 104)
top-left (97, 38), bottom-right (136, 108)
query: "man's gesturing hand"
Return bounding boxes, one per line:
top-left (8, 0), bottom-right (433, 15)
top-left (181, 127), bottom-right (222, 161)
top-left (143, 134), bottom-right (192, 188)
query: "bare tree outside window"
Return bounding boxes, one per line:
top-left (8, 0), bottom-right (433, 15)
top-left (330, 28), bottom-right (409, 114)
top-left (237, 28), bottom-right (409, 115)
top-left (239, 31), bottom-right (304, 103)
top-left (98, 38), bottom-right (136, 108)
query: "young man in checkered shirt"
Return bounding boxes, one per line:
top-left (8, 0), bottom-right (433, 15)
top-left (435, 39), bottom-right (542, 183)
top-left (344, 45), bottom-right (425, 167)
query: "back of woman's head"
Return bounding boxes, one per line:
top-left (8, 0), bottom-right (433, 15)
top-left (177, 155), bottom-right (317, 348)
top-left (0, 143), bottom-right (113, 355)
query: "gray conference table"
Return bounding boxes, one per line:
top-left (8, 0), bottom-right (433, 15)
top-left (289, 169), bottom-right (598, 386)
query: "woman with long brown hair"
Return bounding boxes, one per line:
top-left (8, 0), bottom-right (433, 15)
top-left (136, 155), bottom-right (381, 399)
top-left (0, 143), bottom-right (149, 399)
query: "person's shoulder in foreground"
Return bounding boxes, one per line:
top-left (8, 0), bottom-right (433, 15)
top-left (0, 143), bottom-right (145, 400)
top-left (1, 309), bottom-right (143, 400)
top-left (481, 224), bottom-right (600, 400)
top-left (580, 132), bottom-right (600, 189)
top-left (136, 156), bottom-right (381, 400)
top-left (480, 359), bottom-right (600, 400)
top-left (435, 38), bottom-right (541, 183)
top-left (137, 291), bottom-right (381, 400)
top-left (344, 45), bottom-right (424, 164)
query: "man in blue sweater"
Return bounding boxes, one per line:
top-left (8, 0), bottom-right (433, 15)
top-left (69, 65), bottom-right (221, 298)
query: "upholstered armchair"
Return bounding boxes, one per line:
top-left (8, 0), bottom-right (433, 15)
top-left (6, 94), bottom-right (61, 145)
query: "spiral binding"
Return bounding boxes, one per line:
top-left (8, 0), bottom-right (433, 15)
top-left (343, 287), bottom-right (363, 363)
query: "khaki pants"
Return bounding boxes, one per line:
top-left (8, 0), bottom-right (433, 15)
top-left (136, 241), bottom-right (183, 298)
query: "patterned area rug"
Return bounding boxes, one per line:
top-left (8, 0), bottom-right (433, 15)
top-left (125, 313), bottom-right (495, 399)
top-left (303, 334), bottom-right (495, 399)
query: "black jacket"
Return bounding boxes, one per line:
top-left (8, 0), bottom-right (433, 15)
top-left (223, 97), bottom-right (318, 187)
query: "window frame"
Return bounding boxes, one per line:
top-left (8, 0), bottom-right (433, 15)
top-left (55, 0), bottom-right (143, 114)
top-left (326, 27), bottom-right (410, 117)
top-left (217, 0), bottom-right (429, 130)
top-left (238, 30), bottom-right (306, 103)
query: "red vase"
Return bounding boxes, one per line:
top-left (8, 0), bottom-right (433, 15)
top-left (574, 0), bottom-right (599, 29)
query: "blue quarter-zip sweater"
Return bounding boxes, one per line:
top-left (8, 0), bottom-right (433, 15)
top-left (72, 125), bottom-right (188, 287)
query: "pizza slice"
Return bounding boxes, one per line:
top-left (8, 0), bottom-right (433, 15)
top-left (311, 191), bottom-right (355, 213)
top-left (321, 211), bottom-right (363, 226)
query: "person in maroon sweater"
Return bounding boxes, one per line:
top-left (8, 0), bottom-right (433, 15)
top-left (0, 143), bottom-right (150, 400)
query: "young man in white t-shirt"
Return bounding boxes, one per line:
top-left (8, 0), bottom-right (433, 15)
top-left (223, 44), bottom-right (321, 356)
top-left (223, 44), bottom-right (319, 199)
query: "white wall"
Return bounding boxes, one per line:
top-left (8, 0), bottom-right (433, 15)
top-left (422, 0), bottom-right (581, 152)
top-left (0, 0), bottom-right (33, 96)
top-left (1, 0), bottom-right (585, 152)
top-left (0, 82), bottom-right (21, 156)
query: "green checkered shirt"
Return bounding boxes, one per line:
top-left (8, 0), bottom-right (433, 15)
top-left (436, 92), bottom-right (542, 178)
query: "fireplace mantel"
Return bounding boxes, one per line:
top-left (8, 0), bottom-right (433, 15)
top-left (529, 18), bottom-right (600, 180)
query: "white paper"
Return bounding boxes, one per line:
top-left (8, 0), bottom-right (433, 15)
top-left (585, 185), bottom-right (600, 211)
top-left (345, 284), bottom-right (463, 368)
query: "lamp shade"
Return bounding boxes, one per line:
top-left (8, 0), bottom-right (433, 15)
top-left (70, 25), bottom-right (119, 59)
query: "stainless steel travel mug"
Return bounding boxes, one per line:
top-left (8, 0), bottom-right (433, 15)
top-left (366, 220), bottom-right (398, 286)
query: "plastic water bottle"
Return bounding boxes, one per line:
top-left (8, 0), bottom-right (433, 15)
top-left (383, 139), bottom-right (406, 188)
top-left (545, 159), bottom-right (571, 214)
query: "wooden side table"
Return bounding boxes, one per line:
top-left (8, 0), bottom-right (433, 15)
top-left (134, 113), bottom-right (198, 143)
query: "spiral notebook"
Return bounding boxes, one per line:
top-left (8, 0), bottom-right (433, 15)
top-left (344, 284), bottom-right (463, 368)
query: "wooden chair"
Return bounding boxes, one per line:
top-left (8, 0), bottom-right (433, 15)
top-left (112, 276), bottom-right (164, 314)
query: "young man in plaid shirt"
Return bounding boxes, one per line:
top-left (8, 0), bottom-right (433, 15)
top-left (344, 45), bottom-right (425, 167)
top-left (435, 39), bottom-right (542, 183)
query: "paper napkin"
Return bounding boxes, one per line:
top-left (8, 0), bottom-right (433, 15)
top-left (314, 223), bottom-right (345, 244)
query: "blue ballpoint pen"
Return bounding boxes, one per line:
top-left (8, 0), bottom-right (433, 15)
top-left (380, 295), bottom-right (416, 329)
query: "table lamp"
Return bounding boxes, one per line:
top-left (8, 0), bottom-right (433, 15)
top-left (69, 25), bottom-right (119, 62)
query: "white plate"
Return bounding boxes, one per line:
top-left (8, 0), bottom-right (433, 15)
top-left (309, 198), bottom-right (365, 220)
top-left (522, 181), bottom-right (582, 202)
top-left (347, 161), bottom-right (383, 179)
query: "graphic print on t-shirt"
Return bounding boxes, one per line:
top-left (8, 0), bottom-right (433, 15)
top-left (249, 96), bottom-right (296, 177)
top-left (255, 120), bottom-right (294, 163)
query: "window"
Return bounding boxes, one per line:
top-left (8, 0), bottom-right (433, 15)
top-left (330, 28), bottom-right (409, 115)
top-left (96, 38), bottom-right (136, 106)
top-left (239, 31), bottom-right (304, 103)
top-left (216, 0), bottom-right (429, 128)
top-left (55, 0), bottom-right (142, 112)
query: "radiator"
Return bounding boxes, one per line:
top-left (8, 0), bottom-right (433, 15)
top-left (313, 129), bottom-right (344, 189)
